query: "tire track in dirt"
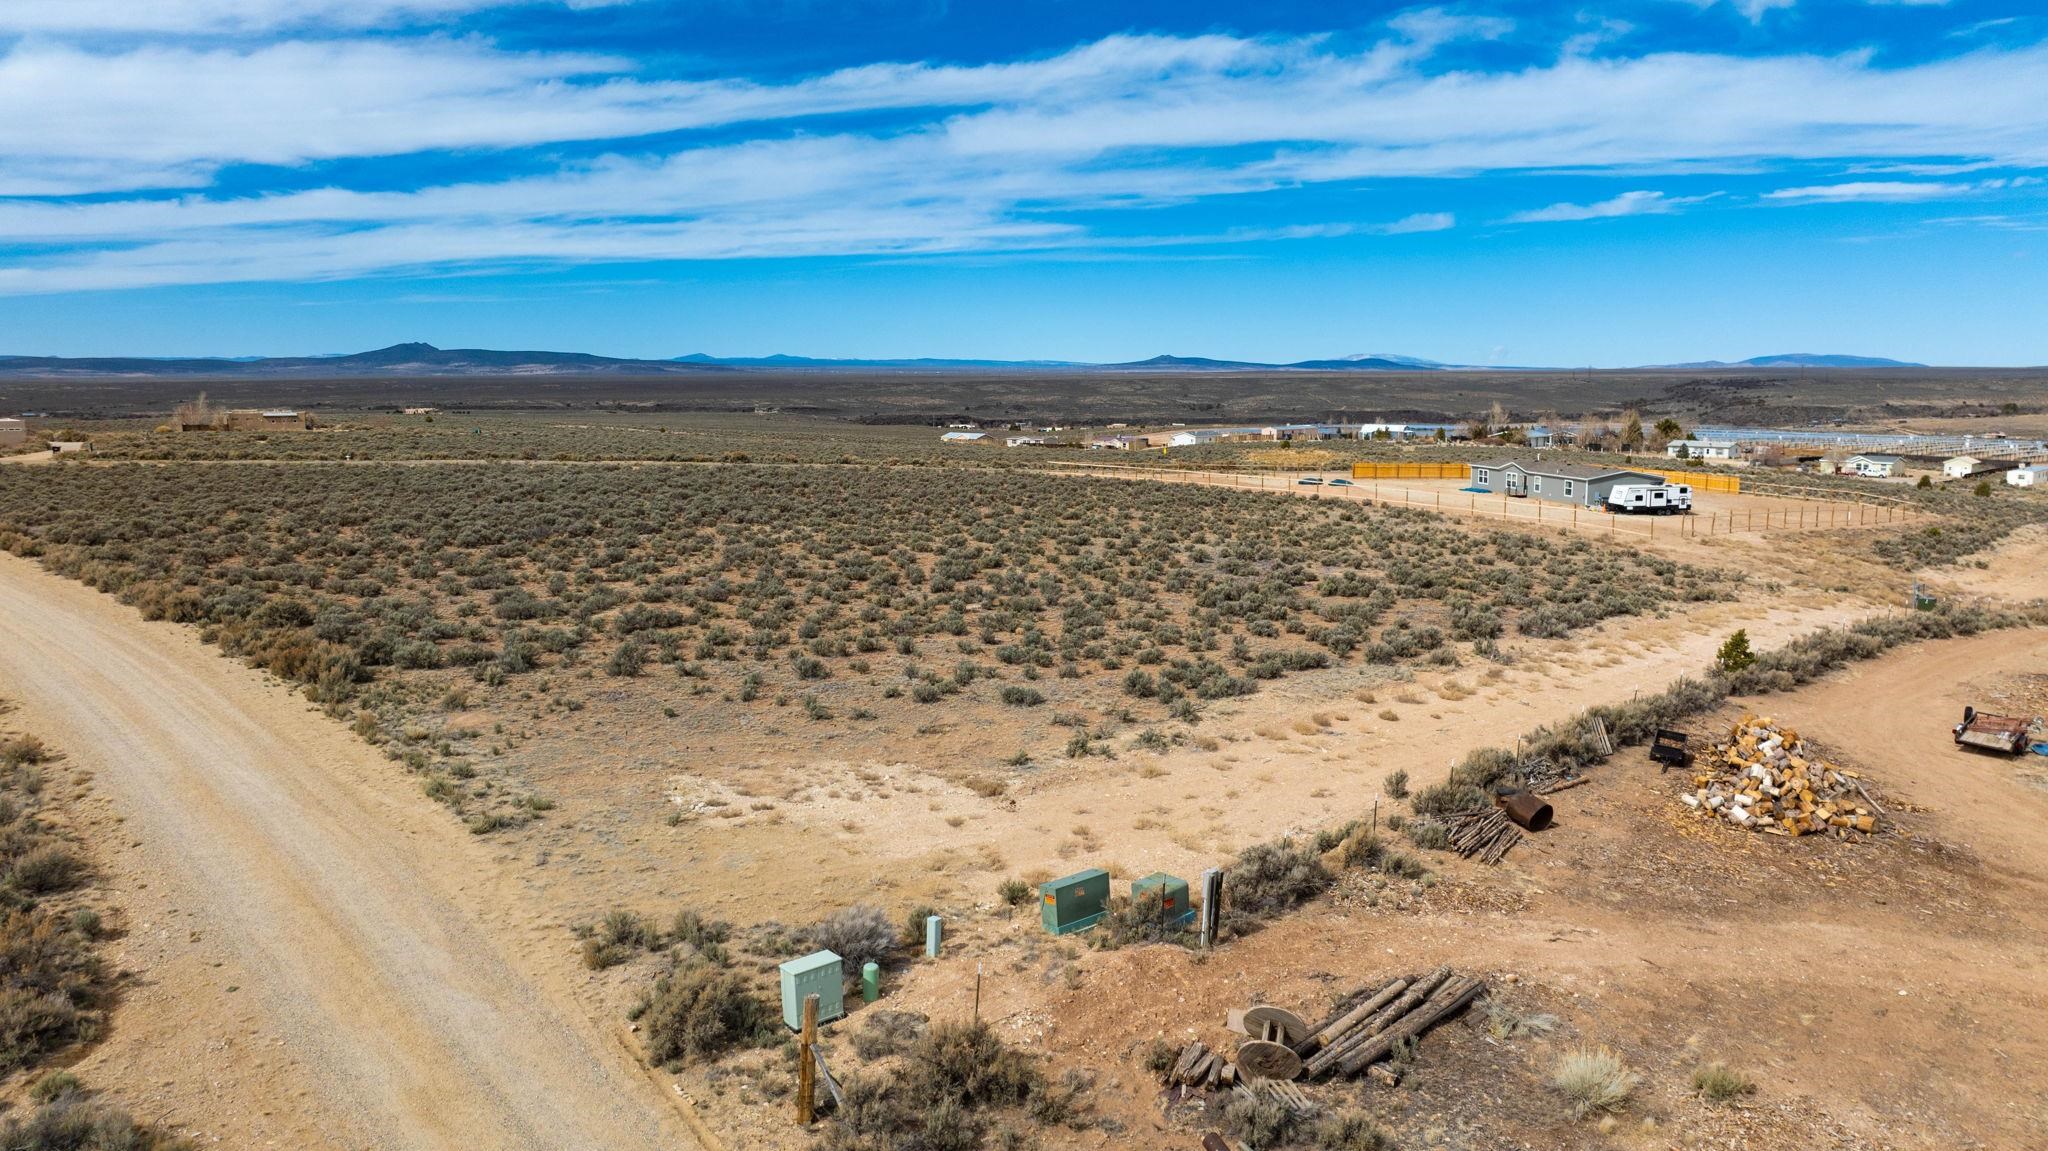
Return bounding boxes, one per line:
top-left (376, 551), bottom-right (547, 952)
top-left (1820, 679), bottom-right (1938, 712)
top-left (0, 552), bottom-right (694, 1151)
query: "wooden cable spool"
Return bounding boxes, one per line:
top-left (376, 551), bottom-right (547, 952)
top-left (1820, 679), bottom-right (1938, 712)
top-left (1235, 1039), bottom-right (1304, 1082)
top-left (1242, 1005), bottom-right (1309, 1046)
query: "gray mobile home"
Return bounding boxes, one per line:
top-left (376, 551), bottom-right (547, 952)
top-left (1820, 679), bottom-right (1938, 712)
top-left (1469, 460), bottom-right (1668, 508)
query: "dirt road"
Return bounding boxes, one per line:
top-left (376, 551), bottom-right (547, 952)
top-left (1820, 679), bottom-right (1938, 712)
top-left (0, 552), bottom-right (694, 1151)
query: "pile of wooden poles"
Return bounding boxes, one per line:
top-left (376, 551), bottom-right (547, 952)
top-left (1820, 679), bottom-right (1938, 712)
top-left (1445, 809), bottom-right (1521, 864)
top-left (1296, 966), bottom-right (1487, 1081)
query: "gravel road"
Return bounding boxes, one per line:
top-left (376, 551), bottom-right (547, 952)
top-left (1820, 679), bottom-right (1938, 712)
top-left (0, 552), bottom-right (695, 1150)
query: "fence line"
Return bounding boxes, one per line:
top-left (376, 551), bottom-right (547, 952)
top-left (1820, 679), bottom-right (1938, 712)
top-left (1042, 462), bottom-right (1905, 541)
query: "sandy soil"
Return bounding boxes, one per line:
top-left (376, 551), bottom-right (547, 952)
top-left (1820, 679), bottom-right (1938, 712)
top-left (690, 626), bottom-right (2048, 1151)
top-left (0, 552), bottom-right (701, 1151)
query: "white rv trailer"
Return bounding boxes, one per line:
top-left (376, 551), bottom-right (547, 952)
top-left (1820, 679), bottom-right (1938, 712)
top-left (1605, 482), bottom-right (1692, 515)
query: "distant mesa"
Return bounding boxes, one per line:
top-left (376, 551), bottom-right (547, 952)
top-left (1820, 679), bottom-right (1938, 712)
top-left (0, 342), bottom-right (734, 378)
top-left (0, 344), bottom-right (1938, 378)
top-left (1647, 353), bottom-right (1926, 369)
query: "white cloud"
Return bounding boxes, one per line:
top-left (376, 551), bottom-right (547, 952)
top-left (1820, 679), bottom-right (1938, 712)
top-left (1505, 190), bottom-right (1697, 223)
top-left (1376, 212), bottom-right (1456, 234)
top-left (1682, 0), bottom-right (1798, 24)
top-left (1765, 180), bottom-right (1974, 201)
top-left (0, 0), bottom-right (636, 35)
top-left (2, 24), bottom-right (2047, 291)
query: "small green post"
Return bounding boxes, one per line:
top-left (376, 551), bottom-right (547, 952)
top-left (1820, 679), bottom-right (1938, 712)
top-left (862, 962), bottom-right (880, 1003)
top-left (924, 914), bottom-right (942, 958)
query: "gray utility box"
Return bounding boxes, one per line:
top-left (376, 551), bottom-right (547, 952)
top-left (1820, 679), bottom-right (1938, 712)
top-left (779, 949), bottom-right (845, 1032)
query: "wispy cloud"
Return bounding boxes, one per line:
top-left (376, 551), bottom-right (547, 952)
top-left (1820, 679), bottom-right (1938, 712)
top-left (2, 19), bottom-right (2046, 293)
top-left (1376, 212), bottom-right (1456, 234)
top-left (1505, 190), bottom-right (1704, 223)
top-left (1765, 177), bottom-right (2037, 202)
top-left (0, 0), bottom-right (636, 35)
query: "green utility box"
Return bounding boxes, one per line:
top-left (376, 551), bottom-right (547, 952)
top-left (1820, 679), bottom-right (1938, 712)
top-left (1040, 867), bottom-right (1110, 935)
top-left (779, 950), bottom-right (845, 1032)
top-left (1131, 872), bottom-right (1196, 927)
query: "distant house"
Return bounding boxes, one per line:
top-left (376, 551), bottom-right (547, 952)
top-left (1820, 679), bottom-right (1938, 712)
top-left (1167, 427), bottom-right (1259, 447)
top-left (1260, 423), bottom-right (1330, 441)
top-left (401, 406), bottom-right (439, 416)
top-left (1090, 434), bottom-right (1141, 450)
top-left (1469, 460), bottom-right (1667, 508)
top-left (939, 431), bottom-right (987, 443)
top-left (226, 409), bottom-right (312, 431)
top-left (2007, 464), bottom-right (2048, 488)
top-left (1005, 435), bottom-right (1055, 448)
top-left (0, 418), bottom-right (23, 448)
top-left (1845, 454), bottom-right (1904, 478)
top-left (1941, 455), bottom-right (2008, 480)
top-left (49, 440), bottom-right (91, 455)
top-left (1666, 439), bottom-right (1737, 461)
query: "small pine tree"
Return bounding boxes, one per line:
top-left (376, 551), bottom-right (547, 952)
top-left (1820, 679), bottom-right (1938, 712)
top-left (1975, 480), bottom-right (1992, 497)
top-left (1917, 475), bottom-right (1933, 489)
top-left (1716, 630), bottom-right (1756, 674)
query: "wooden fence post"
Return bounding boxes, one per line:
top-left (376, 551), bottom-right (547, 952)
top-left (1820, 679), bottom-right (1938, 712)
top-left (798, 994), bottom-right (819, 1125)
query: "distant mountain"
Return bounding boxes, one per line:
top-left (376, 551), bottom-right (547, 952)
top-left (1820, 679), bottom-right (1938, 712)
top-left (0, 342), bottom-right (731, 378)
top-left (673, 353), bottom-right (1089, 370)
top-left (1099, 353), bottom-right (1447, 372)
top-left (1649, 353), bottom-right (1926, 369)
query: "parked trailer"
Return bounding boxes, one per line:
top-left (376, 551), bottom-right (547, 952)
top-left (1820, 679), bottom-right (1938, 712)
top-left (1605, 483), bottom-right (1692, 515)
top-left (1954, 707), bottom-right (2036, 756)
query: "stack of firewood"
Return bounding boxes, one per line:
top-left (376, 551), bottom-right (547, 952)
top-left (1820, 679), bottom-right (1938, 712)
top-left (1444, 809), bottom-right (1521, 863)
top-left (1682, 715), bottom-right (1880, 839)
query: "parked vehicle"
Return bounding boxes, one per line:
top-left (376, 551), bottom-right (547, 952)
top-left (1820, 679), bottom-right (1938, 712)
top-left (1605, 482), bottom-right (1692, 515)
top-left (1296, 477), bottom-right (1323, 486)
top-left (1329, 478), bottom-right (1355, 487)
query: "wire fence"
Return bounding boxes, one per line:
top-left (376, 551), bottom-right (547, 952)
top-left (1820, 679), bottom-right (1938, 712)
top-left (1044, 462), bottom-right (1911, 541)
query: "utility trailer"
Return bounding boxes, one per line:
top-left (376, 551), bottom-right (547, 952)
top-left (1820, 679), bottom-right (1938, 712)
top-left (1605, 482), bottom-right (1693, 515)
top-left (1954, 707), bottom-right (2036, 756)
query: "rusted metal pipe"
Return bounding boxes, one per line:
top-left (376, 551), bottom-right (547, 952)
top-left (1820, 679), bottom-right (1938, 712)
top-left (1496, 790), bottom-right (1553, 832)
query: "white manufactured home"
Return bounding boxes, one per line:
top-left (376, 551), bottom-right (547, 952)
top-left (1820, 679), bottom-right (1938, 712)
top-left (1468, 460), bottom-right (1670, 508)
top-left (1666, 440), bottom-right (1737, 461)
top-left (1845, 454), bottom-right (1904, 478)
top-left (2008, 464), bottom-right (2048, 488)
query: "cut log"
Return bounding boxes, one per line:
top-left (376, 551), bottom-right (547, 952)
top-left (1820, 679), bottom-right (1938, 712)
top-left (1366, 1063), bottom-right (1402, 1088)
top-left (1235, 1039), bottom-right (1302, 1082)
top-left (1334, 976), bottom-right (1486, 1077)
top-left (1172, 1041), bottom-right (1209, 1085)
top-left (1297, 978), bottom-right (1410, 1057)
top-left (1304, 965), bottom-right (1450, 1078)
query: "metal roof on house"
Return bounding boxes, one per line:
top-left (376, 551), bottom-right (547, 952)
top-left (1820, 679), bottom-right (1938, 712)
top-left (1474, 460), bottom-right (1664, 482)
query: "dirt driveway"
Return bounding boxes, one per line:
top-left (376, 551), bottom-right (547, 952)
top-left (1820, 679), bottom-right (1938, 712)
top-left (0, 553), bottom-right (695, 1151)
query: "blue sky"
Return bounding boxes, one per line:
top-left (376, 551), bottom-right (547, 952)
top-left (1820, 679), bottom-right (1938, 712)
top-left (1, 0), bottom-right (2044, 365)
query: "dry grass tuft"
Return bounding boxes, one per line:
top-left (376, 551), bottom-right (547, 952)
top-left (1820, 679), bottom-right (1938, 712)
top-left (1551, 1047), bottom-right (1638, 1117)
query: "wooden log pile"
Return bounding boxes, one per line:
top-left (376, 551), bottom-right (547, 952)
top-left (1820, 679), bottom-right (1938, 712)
top-left (1682, 715), bottom-right (1879, 839)
top-left (1172, 969), bottom-right (1487, 1094)
top-left (1168, 1040), bottom-right (1227, 1090)
top-left (1444, 808), bottom-right (1521, 864)
top-left (1297, 965), bottom-right (1486, 1081)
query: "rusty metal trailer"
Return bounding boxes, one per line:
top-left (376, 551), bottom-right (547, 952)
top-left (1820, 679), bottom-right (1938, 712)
top-left (1954, 707), bottom-right (2035, 756)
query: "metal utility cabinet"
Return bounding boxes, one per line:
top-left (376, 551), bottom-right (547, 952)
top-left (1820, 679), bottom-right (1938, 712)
top-left (1040, 868), bottom-right (1110, 935)
top-left (779, 950), bottom-right (845, 1032)
top-left (1131, 872), bottom-right (1196, 927)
